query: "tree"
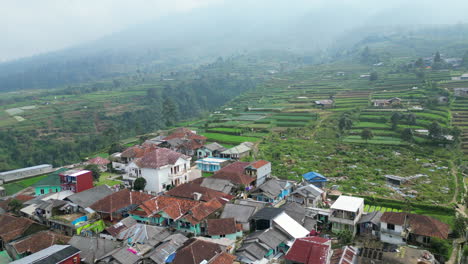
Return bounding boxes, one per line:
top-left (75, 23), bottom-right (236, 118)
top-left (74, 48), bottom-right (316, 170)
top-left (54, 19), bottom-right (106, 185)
top-left (361, 128), bottom-right (374, 143)
top-left (453, 216), bottom-right (468, 239)
top-left (108, 142), bottom-right (124, 155)
top-left (429, 121), bottom-right (443, 140)
top-left (133, 177), bottom-right (147, 191)
top-left (84, 164), bottom-right (101, 181)
top-left (407, 113), bottom-right (416, 125)
top-left (369, 72), bottom-right (378, 81)
top-left (429, 237), bottom-right (451, 260)
top-left (401, 128), bottom-right (414, 142)
top-left (434, 51), bottom-right (442, 63)
top-left (338, 116), bottom-right (353, 131)
top-left (391, 112), bottom-right (402, 130)
top-left (8, 199), bottom-right (23, 214)
top-left (414, 58), bottom-right (424, 68)
top-left (337, 230), bottom-right (353, 244)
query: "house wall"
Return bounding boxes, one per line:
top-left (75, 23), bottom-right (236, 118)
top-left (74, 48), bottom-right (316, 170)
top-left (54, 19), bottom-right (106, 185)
top-left (75, 172), bottom-right (93, 193)
top-left (211, 231), bottom-right (240, 240)
top-left (35, 185), bottom-right (61, 196)
top-left (112, 161), bottom-right (126, 171)
top-left (59, 253), bottom-right (81, 264)
top-left (380, 222), bottom-right (405, 245)
top-left (255, 164), bottom-right (271, 186)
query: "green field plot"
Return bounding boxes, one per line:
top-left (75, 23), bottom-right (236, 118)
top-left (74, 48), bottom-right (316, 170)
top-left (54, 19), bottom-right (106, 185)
top-left (353, 122), bottom-right (390, 128)
top-left (343, 135), bottom-right (406, 145)
top-left (3, 174), bottom-right (49, 195)
top-left (201, 133), bottom-right (261, 144)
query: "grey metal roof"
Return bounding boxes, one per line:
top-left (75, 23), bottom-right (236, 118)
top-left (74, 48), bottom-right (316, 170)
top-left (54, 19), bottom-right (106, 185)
top-left (203, 142), bottom-right (226, 152)
top-left (116, 224), bottom-right (170, 245)
top-left (251, 207), bottom-right (284, 220)
top-left (236, 199), bottom-right (267, 212)
top-left (200, 178), bottom-right (234, 194)
top-left (112, 247), bottom-right (141, 264)
top-left (66, 185), bottom-right (114, 208)
top-left (257, 228), bottom-right (289, 249)
top-left (149, 239), bottom-right (186, 264)
top-left (10, 245), bottom-right (80, 264)
top-left (68, 236), bottom-right (121, 263)
top-left (281, 202), bottom-right (306, 223)
top-left (221, 203), bottom-right (257, 223)
top-left (292, 184), bottom-right (323, 198)
top-left (237, 241), bottom-right (269, 261)
top-left (358, 211), bottom-right (383, 225)
top-left (256, 179), bottom-right (284, 198)
top-left (221, 143), bottom-right (252, 155)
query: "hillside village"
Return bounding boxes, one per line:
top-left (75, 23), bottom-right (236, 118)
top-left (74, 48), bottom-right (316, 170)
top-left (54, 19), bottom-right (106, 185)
top-left (0, 124), bottom-right (466, 264)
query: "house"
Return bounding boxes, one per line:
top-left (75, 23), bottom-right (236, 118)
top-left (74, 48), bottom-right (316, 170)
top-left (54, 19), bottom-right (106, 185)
top-left (236, 228), bottom-right (289, 262)
top-left (130, 196), bottom-right (223, 235)
top-left (0, 215), bottom-right (47, 250)
top-left (165, 182), bottom-right (234, 204)
top-left (90, 189), bottom-right (154, 222)
top-left (146, 234), bottom-right (188, 264)
top-left (32, 168), bottom-right (67, 196)
top-left (207, 218), bottom-right (242, 240)
top-left (162, 128), bottom-right (207, 156)
top-left (86, 156), bottom-right (110, 172)
top-left (460, 73), bottom-right (468, 80)
top-left (111, 144), bottom-right (157, 171)
top-left (68, 236), bottom-right (121, 264)
top-left (197, 142), bottom-right (227, 158)
top-left (372, 97), bottom-right (402, 108)
top-left (220, 142), bottom-right (254, 160)
top-left (380, 212), bottom-right (450, 246)
top-left (199, 177), bottom-right (235, 194)
top-left (315, 99), bottom-right (334, 109)
top-left (330, 245), bottom-right (358, 264)
top-left (65, 185), bottom-right (114, 209)
top-left (195, 157), bottom-right (230, 172)
top-left (329, 195), bottom-right (365, 236)
top-left (303, 171), bottom-right (328, 188)
top-left (98, 246), bottom-right (141, 264)
top-left (358, 211), bottom-right (383, 237)
top-left (59, 170), bottom-right (93, 193)
top-left (124, 148), bottom-right (197, 193)
top-left (111, 224), bottom-right (171, 256)
top-left (249, 178), bottom-right (294, 205)
top-left (454, 88), bottom-right (468, 97)
top-left (211, 162), bottom-right (256, 189)
top-left (250, 207), bottom-right (284, 231)
top-left (221, 203), bottom-right (259, 231)
top-left (288, 184), bottom-right (325, 207)
top-left (284, 236), bottom-right (332, 264)
top-left (244, 160), bottom-right (272, 186)
top-left (5, 231), bottom-right (70, 261)
top-left (171, 238), bottom-right (235, 264)
top-left (10, 245), bottom-right (80, 264)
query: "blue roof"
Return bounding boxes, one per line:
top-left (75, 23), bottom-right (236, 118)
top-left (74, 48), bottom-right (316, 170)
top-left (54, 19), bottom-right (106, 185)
top-left (165, 252), bottom-right (176, 263)
top-left (302, 172), bottom-right (327, 182)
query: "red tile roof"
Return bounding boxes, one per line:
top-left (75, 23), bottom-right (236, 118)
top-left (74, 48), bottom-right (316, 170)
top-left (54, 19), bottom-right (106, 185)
top-left (121, 144), bottom-right (158, 159)
top-left (0, 215), bottom-right (35, 242)
top-left (381, 212), bottom-right (450, 239)
top-left (209, 252), bottom-right (236, 264)
top-left (285, 237), bottom-right (331, 264)
top-left (135, 148), bottom-right (189, 169)
top-left (166, 182), bottom-right (234, 203)
top-left (90, 189), bottom-right (154, 214)
top-left (139, 196), bottom-right (201, 220)
top-left (249, 160), bottom-right (270, 169)
top-left (87, 156), bottom-right (110, 165)
top-left (11, 231), bottom-right (71, 255)
top-left (164, 128), bottom-right (207, 141)
top-left (187, 198), bottom-right (223, 225)
top-left (212, 162), bottom-right (255, 185)
top-left (173, 239), bottom-right (222, 264)
top-left (207, 218), bottom-right (237, 236)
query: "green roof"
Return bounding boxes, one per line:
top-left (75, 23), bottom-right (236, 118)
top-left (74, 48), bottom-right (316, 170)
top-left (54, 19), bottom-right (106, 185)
top-left (32, 168), bottom-right (68, 187)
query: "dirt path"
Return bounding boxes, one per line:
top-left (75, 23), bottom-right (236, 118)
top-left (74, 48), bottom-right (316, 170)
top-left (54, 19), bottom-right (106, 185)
top-left (450, 163), bottom-right (459, 204)
top-left (311, 111), bottom-right (333, 138)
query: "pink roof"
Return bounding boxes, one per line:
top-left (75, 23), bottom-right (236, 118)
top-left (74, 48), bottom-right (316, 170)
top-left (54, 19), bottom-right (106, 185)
top-left (135, 148), bottom-right (190, 169)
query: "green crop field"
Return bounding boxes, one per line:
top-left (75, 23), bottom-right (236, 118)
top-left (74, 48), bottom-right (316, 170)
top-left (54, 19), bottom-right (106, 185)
top-left (200, 133), bottom-right (261, 145)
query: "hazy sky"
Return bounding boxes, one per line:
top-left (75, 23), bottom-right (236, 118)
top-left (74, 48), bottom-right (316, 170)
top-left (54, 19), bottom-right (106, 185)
top-left (2, 0), bottom-right (468, 62)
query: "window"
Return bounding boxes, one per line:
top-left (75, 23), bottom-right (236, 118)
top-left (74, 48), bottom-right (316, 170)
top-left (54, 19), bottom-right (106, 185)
top-left (220, 234), bottom-right (226, 238)
top-left (423, 236), bottom-right (430, 244)
top-left (387, 223), bottom-right (395, 230)
top-left (40, 189), bottom-right (45, 194)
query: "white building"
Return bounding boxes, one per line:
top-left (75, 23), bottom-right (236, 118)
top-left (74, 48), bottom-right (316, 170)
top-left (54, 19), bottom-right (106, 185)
top-left (124, 148), bottom-right (199, 194)
top-left (329, 195), bottom-right (364, 236)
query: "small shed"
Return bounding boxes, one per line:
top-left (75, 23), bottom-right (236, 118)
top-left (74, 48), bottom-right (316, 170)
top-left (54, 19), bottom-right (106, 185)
top-left (303, 172), bottom-right (328, 188)
top-left (385, 175), bottom-right (407, 185)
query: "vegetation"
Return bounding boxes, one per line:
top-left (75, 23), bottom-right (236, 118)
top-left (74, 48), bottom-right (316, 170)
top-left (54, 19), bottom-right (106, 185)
top-left (133, 177), bottom-right (147, 191)
top-left (84, 164), bottom-right (101, 181)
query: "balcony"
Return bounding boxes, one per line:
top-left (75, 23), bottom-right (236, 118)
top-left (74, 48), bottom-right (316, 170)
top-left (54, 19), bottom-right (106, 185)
top-left (381, 228), bottom-right (407, 237)
top-left (329, 210), bottom-right (358, 225)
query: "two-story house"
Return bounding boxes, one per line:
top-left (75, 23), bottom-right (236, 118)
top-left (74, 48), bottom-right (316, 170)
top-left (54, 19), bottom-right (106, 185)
top-left (249, 178), bottom-right (295, 206)
top-left (380, 212), bottom-right (450, 246)
top-left (197, 142), bottom-right (227, 158)
top-left (329, 195), bottom-right (364, 236)
top-left (125, 148), bottom-right (197, 193)
top-left (162, 128), bottom-right (207, 156)
top-left (59, 170), bottom-right (93, 193)
top-left (244, 160), bottom-right (271, 186)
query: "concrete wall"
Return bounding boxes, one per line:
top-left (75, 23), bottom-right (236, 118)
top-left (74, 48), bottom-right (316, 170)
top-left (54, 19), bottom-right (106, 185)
top-left (0, 165), bottom-right (53, 183)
